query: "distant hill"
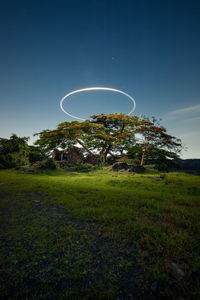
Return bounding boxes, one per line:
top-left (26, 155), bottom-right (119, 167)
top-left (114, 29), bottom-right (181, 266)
top-left (178, 159), bottom-right (200, 174)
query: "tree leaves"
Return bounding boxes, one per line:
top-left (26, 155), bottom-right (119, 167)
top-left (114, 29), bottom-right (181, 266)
top-left (34, 114), bottom-right (182, 164)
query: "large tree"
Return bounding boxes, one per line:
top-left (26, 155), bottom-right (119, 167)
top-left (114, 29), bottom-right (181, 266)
top-left (131, 116), bottom-right (182, 166)
top-left (35, 113), bottom-right (144, 162)
top-left (35, 113), bottom-right (182, 164)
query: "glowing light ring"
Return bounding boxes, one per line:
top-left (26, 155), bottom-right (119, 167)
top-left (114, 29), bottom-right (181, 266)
top-left (60, 87), bottom-right (136, 121)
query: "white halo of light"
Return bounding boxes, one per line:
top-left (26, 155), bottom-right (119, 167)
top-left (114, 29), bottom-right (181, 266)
top-left (60, 87), bottom-right (136, 121)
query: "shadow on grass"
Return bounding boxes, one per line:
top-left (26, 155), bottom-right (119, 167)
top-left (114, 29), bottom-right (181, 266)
top-left (0, 190), bottom-right (150, 299)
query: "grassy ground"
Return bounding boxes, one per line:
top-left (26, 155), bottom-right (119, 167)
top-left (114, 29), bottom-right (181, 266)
top-left (0, 168), bottom-right (200, 299)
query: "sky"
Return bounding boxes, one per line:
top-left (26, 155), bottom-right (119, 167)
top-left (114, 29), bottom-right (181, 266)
top-left (0, 0), bottom-right (200, 158)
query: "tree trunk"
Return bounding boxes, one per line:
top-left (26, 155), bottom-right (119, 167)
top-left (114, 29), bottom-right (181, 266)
top-left (102, 145), bottom-right (112, 163)
top-left (121, 123), bottom-right (125, 133)
top-left (108, 151), bottom-right (116, 158)
top-left (140, 151), bottom-right (145, 166)
top-left (75, 138), bottom-right (94, 156)
top-left (99, 145), bottom-right (106, 163)
top-left (140, 139), bottom-right (147, 167)
top-left (99, 144), bottom-right (112, 163)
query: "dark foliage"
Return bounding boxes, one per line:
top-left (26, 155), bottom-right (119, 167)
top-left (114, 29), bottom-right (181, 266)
top-left (84, 154), bottom-right (103, 165)
top-left (112, 163), bottom-right (145, 173)
top-left (0, 134), bottom-right (30, 169)
top-left (29, 145), bottom-right (49, 163)
top-left (33, 158), bottom-right (57, 170)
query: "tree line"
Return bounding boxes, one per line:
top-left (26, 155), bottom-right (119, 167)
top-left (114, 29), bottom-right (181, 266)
top-left (0, 113), bottom-right (182, 170)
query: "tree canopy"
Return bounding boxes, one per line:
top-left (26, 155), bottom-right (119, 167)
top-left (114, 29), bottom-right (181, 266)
top-left (35, 113), bottom-right (182, 165)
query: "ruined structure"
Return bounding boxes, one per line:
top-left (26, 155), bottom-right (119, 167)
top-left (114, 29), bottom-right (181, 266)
top-left (52, 147), bottom-right (84, 165)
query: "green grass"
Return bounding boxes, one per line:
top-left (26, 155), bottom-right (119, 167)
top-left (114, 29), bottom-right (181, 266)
top-left (0, 168), bottom-right (200, 299)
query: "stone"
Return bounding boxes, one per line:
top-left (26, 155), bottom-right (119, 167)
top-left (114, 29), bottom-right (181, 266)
top-left (112, 163), bottom-right (146, 173)
top-left (128, 165), bottom-right (146, 173)
top-left (112, 162), bottom-right (129, 171)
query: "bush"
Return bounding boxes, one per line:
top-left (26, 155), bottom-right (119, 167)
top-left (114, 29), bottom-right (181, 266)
top-left (154, 160), bottom-right (180, 172)
top-left (71, 163), bottom-right (96, 172)
top-left (144, 165), bottom-right (159, 174)
top-left (56, 161), bottom-right (71, 170)
top-left (0, 163), bottom-right (6, 169)
top-left (19, 159), bottom-right (58, 173)
top-left (19, 165), bottom-right (37, 174)
top-left (0, 134), bottom-right (30, 169)
top-left (118, 156), bottom-right (140, 165)
top-left (29, 145), bottom-right (49, 163)
top-left (106, 155), bottom-right (117, 165)
top-left (33, 158), bottom-right (57, 170)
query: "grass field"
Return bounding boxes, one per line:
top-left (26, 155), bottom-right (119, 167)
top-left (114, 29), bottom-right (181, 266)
top-left (0, 168), bottom-right (200, 299)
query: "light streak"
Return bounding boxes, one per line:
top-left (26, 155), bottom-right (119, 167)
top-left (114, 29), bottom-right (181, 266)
top-left (60, 87), bottom-right (136, 121)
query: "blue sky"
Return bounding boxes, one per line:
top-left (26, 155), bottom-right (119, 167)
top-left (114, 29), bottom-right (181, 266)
top-left (0, 0), bottom-right (200, 158)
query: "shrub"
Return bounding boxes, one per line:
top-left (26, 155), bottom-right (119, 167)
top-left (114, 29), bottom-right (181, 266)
top-left (84, 154), bottom-right (103, 166)
top-left (106, 155), bottom-right (117, 165)
top-left (19, 165), bottom-right (38, 174)
top-left (71, 163), bottom-right (96, 172)
top-left (29, 145), bottom-right (49, 163)
top-left (0, 134), bottom-right (30, 169)
top-left (33, 158), bottom-right (57, 170)
top-left (118, 156), bottom-right (140, 165)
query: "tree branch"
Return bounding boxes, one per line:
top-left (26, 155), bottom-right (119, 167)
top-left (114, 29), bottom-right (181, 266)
top-left (75, 138), bottom-right (94, 156)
